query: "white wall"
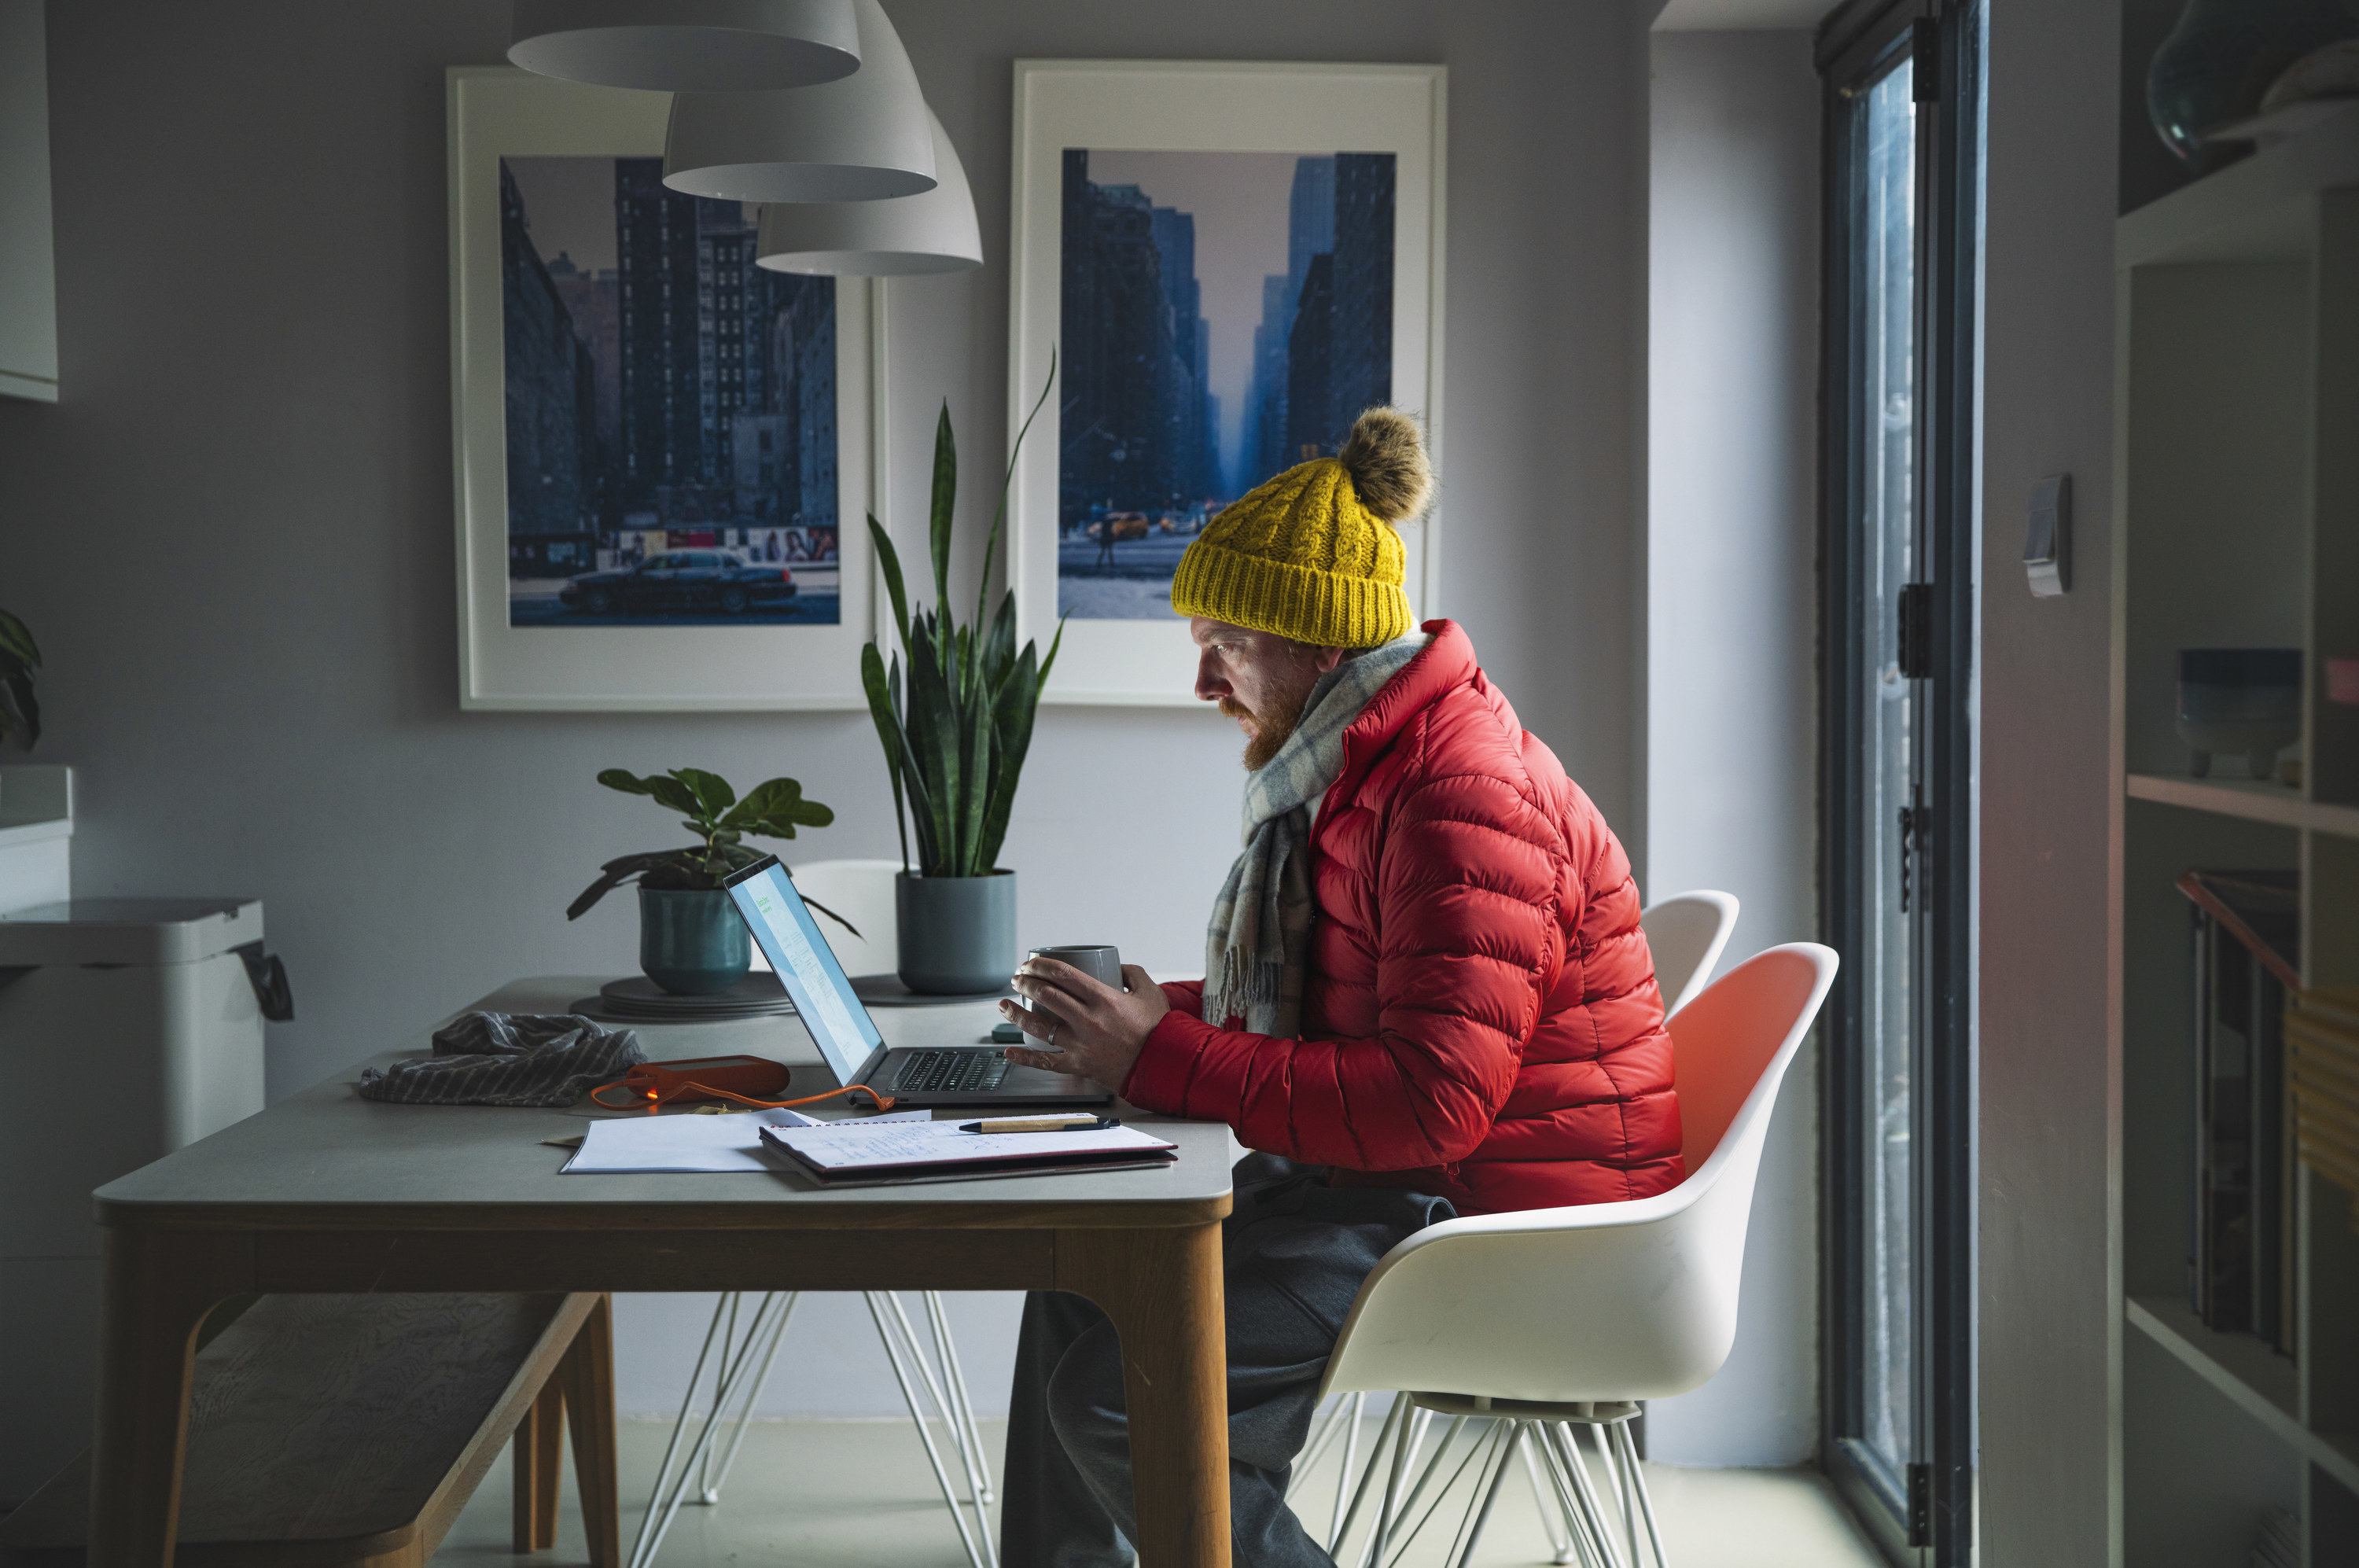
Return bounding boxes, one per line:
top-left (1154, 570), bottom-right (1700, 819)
top-left (1, 0), bottom-right (1654, 1419)
top-left (1642, 30), bottom-right (1821, 1467)
top-left (1976, 0), bottom-right (2122, 1560)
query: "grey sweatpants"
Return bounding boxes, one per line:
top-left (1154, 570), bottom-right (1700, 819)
top-left (999, 1155), bottom-right (1454, 1568)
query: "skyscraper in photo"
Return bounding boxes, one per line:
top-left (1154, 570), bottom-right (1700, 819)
top-left (1327, 153), bottom-right (1396, 436)
top-left (611, 158), bottom-right (834, 528)
top-left (499, 161), bottom-right (598, 551)
top-left (614, 157), bottom-right (703, 511)
top-left (1060, 151), bottom-right (1199, 527)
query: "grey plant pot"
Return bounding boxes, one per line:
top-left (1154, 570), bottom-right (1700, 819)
top-left (639, 885), bottom-right (752, 996)
top-left (896, 870), bottom-right (1017, 995)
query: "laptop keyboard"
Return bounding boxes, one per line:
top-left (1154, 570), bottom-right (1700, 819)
top-left (891, 1050), bottom-right (1011, 1095)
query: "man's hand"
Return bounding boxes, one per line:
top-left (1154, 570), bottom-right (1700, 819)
top-left (1000, 959), bottom-right (1170, 1094)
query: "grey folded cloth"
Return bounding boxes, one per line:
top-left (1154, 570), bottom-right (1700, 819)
top-left (356, 1012), bottom-right (647, 1107)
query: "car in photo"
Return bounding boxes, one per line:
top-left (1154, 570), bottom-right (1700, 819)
top-left (558, 550), bottom-right (797, 616)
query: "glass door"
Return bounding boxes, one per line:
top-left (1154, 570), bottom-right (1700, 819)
top-left (1819, 2), bottom-right (1980, 1563)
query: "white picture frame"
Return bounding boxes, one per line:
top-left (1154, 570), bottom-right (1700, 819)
top-left (447, 67), bottom-right (880, 711)
top-left (1007, 60), bottom-right (1447, 707)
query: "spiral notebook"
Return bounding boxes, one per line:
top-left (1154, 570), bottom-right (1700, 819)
top-left (757, 1117), bottom-right (1178, 1187)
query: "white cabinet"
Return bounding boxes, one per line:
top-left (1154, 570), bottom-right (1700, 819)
top-left (0, 0), bottom-right (57, 403)
top-left (0, 898), bottom-right (273, 1504)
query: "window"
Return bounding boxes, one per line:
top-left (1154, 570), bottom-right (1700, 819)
top-left (1818, 2), bottom-right (1983, 1563)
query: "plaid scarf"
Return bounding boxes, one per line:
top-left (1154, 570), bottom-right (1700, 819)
top-left (1202, 633), bottom-right (1428, 1035)
top-left (357, 1012), bottom-right (646, 1106)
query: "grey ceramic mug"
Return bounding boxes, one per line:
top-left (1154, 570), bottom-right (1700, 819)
top-left (1029, 944), bottom-right (1122, 988)
top-left (1022, 945), bottom-right (1124, 1051)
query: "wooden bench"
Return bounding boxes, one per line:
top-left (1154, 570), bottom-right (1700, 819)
top-left (0, 1293), bottom-right (617, 1568)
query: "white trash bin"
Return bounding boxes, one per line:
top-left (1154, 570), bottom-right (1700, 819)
top-left (0, 898), bottom-right (282, 1504)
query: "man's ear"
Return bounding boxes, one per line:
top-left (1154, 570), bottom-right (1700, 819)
top-left (1311, 644), bottom-right (1348, 675)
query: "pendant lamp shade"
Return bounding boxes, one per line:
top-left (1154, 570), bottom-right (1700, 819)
top-left (663, 0), bottom-right (934, 204)
top-left (507, 0), bottom-right (860, 92)
top-left (755, 112), bottom-right (981, 275)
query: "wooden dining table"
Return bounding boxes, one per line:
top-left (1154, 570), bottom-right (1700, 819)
top-left (86, 977), bottom-right (1238, 1568)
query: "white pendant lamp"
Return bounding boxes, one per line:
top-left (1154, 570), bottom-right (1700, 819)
top-left (755, 111), bottom-right (980, 275)
top-left (663, 0), bottom-right (934, 204)
top-left (507, 0), bottom-right (860, 92)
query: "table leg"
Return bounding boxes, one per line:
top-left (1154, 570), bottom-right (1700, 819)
top-left (88, 1228), bottom-right (253, 1568)
top-left (513, 1382), bottom-right (565, 1551)
top-left (1058, 1224), bottom-right (1230, 1568)
top-left (561, 1294), bottom-right (621, 1568)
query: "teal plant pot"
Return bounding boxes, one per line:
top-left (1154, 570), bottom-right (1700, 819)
top-left (896, 870), bottom-right (1017, 995)
top-left (639, 886), bottom-right (752, 996)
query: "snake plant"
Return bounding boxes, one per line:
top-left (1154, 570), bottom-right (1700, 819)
top-left (861, 365), bottom-right (1062, 878)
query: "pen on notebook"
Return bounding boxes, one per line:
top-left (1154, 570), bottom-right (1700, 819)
top-left (957, 1116), bottom-right (1121, 1134)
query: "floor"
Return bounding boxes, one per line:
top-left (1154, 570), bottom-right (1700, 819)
top-left (431, 1415), bottom-right (1886, 1568)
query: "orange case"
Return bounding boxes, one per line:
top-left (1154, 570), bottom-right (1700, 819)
top-left (598, 1055), bottom-right (791, 1107)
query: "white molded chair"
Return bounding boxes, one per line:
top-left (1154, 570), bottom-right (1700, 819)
top-left (637, 861), bottom-right (999, 1568)
top-left (1637, 890), bottom-right (1739, 1016)
top-left (741, 857), bottom-right (903, 977)
top-left (783, 858), bottom-right (903, 977)
top-left (1305, 943), bottom-right (1838, 1568)
top-left (1289, 890), bottom-right (1742, 1534)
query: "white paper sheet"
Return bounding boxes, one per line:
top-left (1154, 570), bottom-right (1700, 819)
top-left (562, 1107), bottom-right (929, 1173)
top-left (760, 1117), bottom-right (1175, 1172)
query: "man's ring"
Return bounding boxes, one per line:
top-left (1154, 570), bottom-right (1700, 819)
top-left (1047, 1021), bottom-right (1061, 1050)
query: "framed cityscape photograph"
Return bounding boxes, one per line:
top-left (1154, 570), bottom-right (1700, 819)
top-left (1007, 61), bottom-right (1446, 705)
top-left (447, 68), bottom-right (878, 710)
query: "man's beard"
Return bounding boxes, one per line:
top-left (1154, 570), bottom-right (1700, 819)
top-left (1224, 675), bottom-right (1318, 771)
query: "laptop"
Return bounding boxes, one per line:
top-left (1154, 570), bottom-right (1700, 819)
top-left (723, 856), bottom-right (1113, 1110)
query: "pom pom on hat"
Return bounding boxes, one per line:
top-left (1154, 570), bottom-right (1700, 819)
top-left (1168, 405), bottom-right (1433, 648)
top-left (1336, 407), bottom-right (1433, 524)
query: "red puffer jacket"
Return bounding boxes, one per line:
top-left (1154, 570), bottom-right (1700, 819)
top-left (1124, 620), bottom-right (1682, 1215)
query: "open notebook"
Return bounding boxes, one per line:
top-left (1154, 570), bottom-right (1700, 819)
top-left (757, 1115), bottom-right (1178, 1187)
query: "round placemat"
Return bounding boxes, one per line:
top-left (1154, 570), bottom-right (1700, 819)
top-left (569, 974), bottom-right (798, 1023)
top-left (849, 973), bottom-right (1014, 1007)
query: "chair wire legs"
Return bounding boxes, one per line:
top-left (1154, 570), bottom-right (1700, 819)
top-left (627, 1290), bottom-right (996, 1568)
top-left (1328, 1404), bottom-right (1669, 1568)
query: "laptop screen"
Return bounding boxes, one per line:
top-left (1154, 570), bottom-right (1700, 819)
top-left (724, 859), bottom-right (882, 1088)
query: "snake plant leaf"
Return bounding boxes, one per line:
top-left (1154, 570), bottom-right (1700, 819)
top-left (861, 642), bottom-right (912, 870)
top-left (958, 690), bottom-right (995, 875)
top-left (981, 591), bottom-right (1017, 691)
top-left (888, 634), bottom-right (948, 870)
top-left (929, 400), bottom-right (956, 613)
top-left (671, 767), bottom-right (736, 821)
top-left (977, 345), bottom-right (1055, 631)
top-left (1038, 619), bottom-right (1066, 685)
top-left (867, 515), bottom-right (911, 653)
top-left (976, 642), bottom-right (1042, 873)
top-left (904, 636), bottom-right (962, 867)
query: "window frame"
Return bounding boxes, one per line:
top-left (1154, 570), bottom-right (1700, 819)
top-left (1814, 2), bottom-right (1980, 1563)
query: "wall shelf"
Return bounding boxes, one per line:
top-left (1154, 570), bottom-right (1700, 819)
top-left (2127, 1297), bottom-right (2299, 1437)
top-left (2118, 101), bottom-right (2359, 268)
top-left (2127, 774), bottom-right (2359, 839)
top-left (2113, 98), bottom-right (2359, 1566)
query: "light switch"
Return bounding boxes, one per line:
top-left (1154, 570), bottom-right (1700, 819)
top-left (2024, 473), bottom-right (2070, 597)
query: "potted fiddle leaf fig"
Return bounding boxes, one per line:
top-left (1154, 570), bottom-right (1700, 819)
top-left (860, 367), bottom-right (1062, 993)
top-left (567, 767), bottom-right (852, 996)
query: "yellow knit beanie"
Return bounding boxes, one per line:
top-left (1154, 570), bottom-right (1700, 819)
top-left (1170, 407), bottom-right (1433, 648)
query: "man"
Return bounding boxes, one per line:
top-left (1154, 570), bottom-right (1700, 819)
top-left (997, 408), bottom-right (1680, 1567)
